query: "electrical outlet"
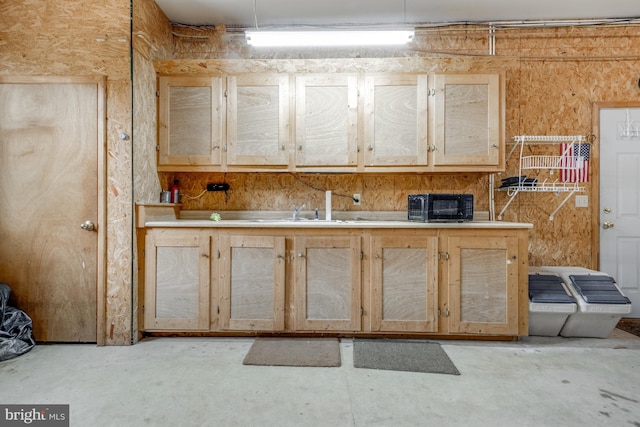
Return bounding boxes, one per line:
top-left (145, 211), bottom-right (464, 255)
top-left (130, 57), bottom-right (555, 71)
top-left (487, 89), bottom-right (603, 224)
top-left (575, 195), bottom-right (588, 208)
top-left (353, 193), bottom-right (361, 205)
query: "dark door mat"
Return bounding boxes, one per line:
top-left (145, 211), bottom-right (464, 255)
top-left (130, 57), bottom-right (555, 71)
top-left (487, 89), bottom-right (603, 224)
top-left (616, 319), bottom-right (640, 337)
top-left (353, 338), bottom-right (460, 375)
top-left (243, 337), bottom-right (341, 367)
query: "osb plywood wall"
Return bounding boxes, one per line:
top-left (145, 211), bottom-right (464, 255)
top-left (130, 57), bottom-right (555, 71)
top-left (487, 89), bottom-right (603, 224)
top-left (496, 26), bottom-right (640, 267)
top-left (133, 0), bottom-right (173, 206)
top-left (158, 23), bottom-right (640, 270)
top-left (161, 172), bottom-right (490, 213)
top-left (132, 0), bottom-right (174, 341)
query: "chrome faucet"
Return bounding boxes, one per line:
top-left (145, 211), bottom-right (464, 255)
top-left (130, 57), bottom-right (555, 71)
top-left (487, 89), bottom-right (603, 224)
top-left (292, 203), bottom-right (306, 221)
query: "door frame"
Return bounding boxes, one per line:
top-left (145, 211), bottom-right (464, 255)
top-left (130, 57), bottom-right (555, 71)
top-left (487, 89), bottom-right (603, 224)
top-left (0, 75), bottom-right (107, 344)
top-left (591, 101), bottom-right (640, 271)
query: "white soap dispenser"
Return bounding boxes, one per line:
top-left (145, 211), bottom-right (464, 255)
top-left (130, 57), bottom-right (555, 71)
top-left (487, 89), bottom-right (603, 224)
top-left (325, 190), bottom-right (332, 221)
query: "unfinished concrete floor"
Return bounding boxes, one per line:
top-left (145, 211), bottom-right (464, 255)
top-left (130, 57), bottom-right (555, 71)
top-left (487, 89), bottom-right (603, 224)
top-left (1, 330), bottom-right (640, 427)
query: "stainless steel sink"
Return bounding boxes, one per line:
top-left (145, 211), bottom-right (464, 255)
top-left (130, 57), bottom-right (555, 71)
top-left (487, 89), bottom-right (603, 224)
top-left (252, 218), bottom-right (309, 222)
top-left (251, 218), bottom-right (351, 223)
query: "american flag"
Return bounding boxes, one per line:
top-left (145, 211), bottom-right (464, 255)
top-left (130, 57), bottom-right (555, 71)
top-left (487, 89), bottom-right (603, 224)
top-left (560, 142), bottom-right (590, 182)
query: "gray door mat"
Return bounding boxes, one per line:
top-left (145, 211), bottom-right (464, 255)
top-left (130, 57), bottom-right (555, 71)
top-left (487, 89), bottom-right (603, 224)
top-left (353, 338), bottom-right (460, 375)
top-left (243, 337), bottom-right (341, 367)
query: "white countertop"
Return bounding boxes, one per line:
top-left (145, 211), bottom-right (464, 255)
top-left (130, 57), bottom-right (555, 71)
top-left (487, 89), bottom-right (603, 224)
top-left (138, 207), bottom-right (533, 229)
top-left (144, 219), bottom-right (532, 229)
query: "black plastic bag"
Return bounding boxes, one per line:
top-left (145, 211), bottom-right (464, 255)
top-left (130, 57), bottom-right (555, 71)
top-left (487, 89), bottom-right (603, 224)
top-left (0, 283), bottom-right (36, 361)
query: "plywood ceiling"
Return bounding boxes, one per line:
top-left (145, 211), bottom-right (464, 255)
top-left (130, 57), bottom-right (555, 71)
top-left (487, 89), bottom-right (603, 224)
top-left (155, 0), bottom-right (639, 27)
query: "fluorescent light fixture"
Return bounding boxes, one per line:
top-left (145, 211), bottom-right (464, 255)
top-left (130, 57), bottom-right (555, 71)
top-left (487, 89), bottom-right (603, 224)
top-left (245, 29), bottom-right (414, 47)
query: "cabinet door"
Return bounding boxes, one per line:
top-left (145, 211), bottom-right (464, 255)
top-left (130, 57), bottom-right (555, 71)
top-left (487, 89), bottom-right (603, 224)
top-left (219, 235), bottom-right (286, 331)
top-left (371, 235), bottom-right (439, 332)
top-left (144, 229), bottom-right (211, 331)
top-left (295, 74), bottom-right (358, 168)
top-left (446, 236), bottom-right (519, 335)
top-left (363, 74), bottom-right (429, 167)
top-left (158, 76), bottom-right (223, 167)
top-left (431, 73), bottom-right (502, 168)
top-left (226, 74), bottom-right (290, 166)
top-left (294, 236), bottom-right (361, 331)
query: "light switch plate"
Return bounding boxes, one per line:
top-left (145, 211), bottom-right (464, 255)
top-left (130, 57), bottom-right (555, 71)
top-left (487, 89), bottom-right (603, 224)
top-left (575, 195), bottom-right (589, 208)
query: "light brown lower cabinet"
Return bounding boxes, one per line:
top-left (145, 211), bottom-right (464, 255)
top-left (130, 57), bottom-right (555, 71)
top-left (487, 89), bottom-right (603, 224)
top-left (219, 234), bottom-right (286, 331)
top-left (445, 235), bottom-right (520, 335)
top-left (370, 234), bottom-right (439, 333)
top-left (143, 229), bottom-right (213, 331)
top-left (141, 227), bottom-right (528, 338)
top-left (293, 235), bottom-right (362, 331)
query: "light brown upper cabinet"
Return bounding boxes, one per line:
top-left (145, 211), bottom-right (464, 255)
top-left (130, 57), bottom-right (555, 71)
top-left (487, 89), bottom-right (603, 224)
top-left (430, 73), bottom-right (504, 171)
top-left (363, 74), bottom-right (429, 168)
top-left (157, 76), bottom-right (224, 169)
top-left (226, 74), bottom-right (290, 167)
top-left (156, 71), bottom-right (504, 173)
top-left (294, 74), bottom-right (358, 170)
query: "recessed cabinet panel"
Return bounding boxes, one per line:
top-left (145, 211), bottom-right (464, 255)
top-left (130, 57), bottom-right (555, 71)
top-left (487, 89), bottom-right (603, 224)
top-left (295, 74), bottom-right (358, 168)
top-left (371, 236), bottom-right (438, 332)
top-left (158, 76), bottom-right (223, 167)
top-left (364, 74), bottom-right (428, 167)
top-left (432, 73), bottom-right (502, 167)
top-left (226, 75), bottom-right (290, 166)
top-left (383, 249), bottom-right (428, 319)
top-left (308, 247), bottom-right (351, 319)
top-left (447, 236), bottom-right (518, 335)
top-left (445, 84), bottom-right (489, 157)
top-left (219, 235), bottom-right (285, 331)
top-left (155, 246), bottom-right (199, 319)
top-left (237, 86), bottom-right (279, 154)
top-left (231, 247), bottom-right (274, 320)
top-left (167, 87), bottom-right (211, 156)
top-left (144, 230), bottom-right (211, 331)
top-left (294, 236), bottom-right (361, 331)
top-left (459, 248), bottom-right (507, 323)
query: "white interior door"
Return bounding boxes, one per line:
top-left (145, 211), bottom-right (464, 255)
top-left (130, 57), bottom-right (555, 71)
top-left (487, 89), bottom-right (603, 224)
top-left (599, 107), bottom-right (640, 317)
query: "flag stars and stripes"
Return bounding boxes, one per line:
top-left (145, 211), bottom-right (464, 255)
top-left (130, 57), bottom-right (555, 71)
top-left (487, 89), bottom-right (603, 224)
top-left (560, 142), bottom-right (590, 183)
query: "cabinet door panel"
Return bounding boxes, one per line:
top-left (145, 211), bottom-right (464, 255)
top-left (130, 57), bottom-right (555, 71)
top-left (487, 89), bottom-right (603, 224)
top-left (460, 248), bottom-right (507, 323)
top-left (371, 236), bottom-right (438, 332)
top-left (295, 74), bottom-right (358, 167)
top-left (306, 247), bottom-right (351, 319)
top-left (295, 236), bottom-right (361, 331)
top-left (220, 235), bottom-right (285, 331)
top-left (144, 230), bottom-right (210, 331)
top-left (447, 236), bottom-right (518, 335)
top-left (226, 75), bottom-right (289, 166)
top-left (432, 73), bottom-right (501, 167)
top-left (364, 74), bottom-right (428, 167)
top-left (156, 246), bottom-right (200, 319)
top-left (442, 84), bottom-right (489, 158)
top-left (158, 76), bottom-right (223, 167)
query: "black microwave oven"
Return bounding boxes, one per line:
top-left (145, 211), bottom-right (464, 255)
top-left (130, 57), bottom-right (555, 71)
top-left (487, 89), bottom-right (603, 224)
top-left (408, 194), bottom-right (474, 222)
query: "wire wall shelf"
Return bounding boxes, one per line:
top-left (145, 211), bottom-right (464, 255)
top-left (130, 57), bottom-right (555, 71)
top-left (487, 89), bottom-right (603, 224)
top-left (497, 135), bottom-right (587, 221)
